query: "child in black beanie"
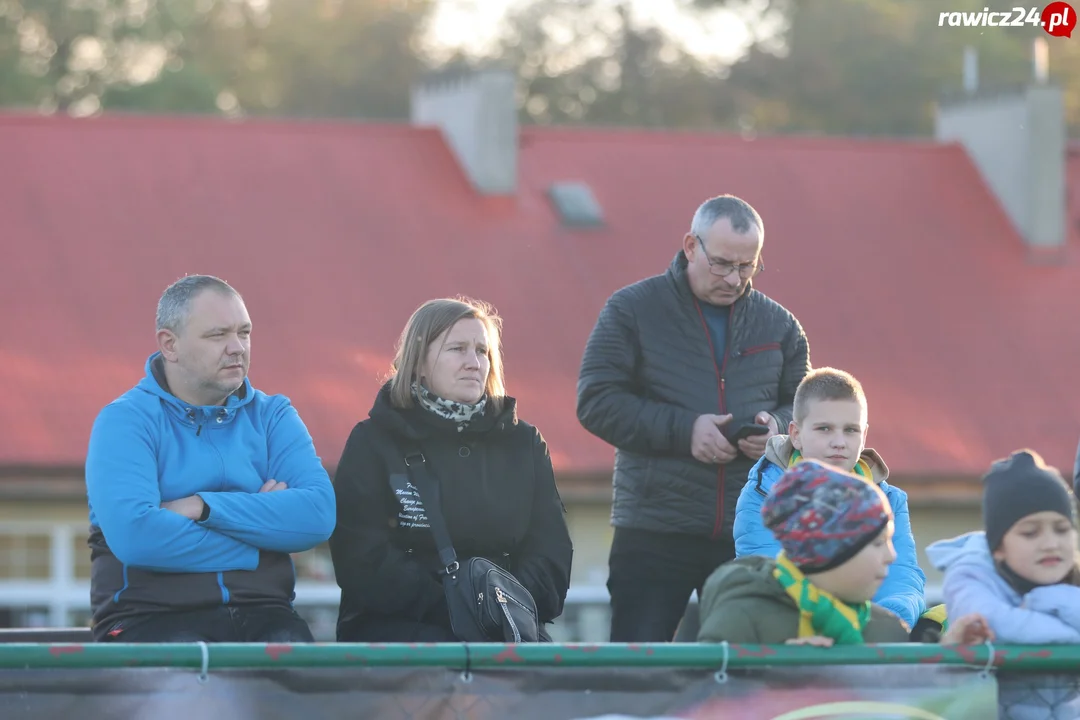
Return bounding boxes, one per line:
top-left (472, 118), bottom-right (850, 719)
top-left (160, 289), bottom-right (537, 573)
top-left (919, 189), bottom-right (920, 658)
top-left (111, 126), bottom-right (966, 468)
top-left (927, 449), bottom-right (1080, 644)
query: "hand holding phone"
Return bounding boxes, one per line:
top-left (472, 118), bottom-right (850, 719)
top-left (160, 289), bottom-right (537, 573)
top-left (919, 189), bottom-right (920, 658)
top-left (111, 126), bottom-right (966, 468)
top-left (724, 422), bottom-right (770, 444)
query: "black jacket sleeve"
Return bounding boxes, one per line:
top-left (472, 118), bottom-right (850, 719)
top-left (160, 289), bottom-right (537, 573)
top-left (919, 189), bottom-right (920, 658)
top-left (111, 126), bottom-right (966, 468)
top-left (329, 422), bottom-right (445, 622)
top-left (576, 295), bottom-right (698, 456)
top-left (512, 429), bottom-right (574, 624)
top-left (769, 314), bottom-right (811, 432)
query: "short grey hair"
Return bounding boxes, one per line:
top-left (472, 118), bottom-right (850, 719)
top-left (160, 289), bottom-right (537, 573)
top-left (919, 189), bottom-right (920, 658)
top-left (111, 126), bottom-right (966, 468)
top-left (156, 275), bottom-right (240, 333)
top-left (690, 195), bottom-right (764, 238)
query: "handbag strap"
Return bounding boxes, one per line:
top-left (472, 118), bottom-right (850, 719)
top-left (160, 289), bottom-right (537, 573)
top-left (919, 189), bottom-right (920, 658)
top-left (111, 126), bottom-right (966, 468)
top-left (402, 450), bottom-right (460, 576)
top-left (366, 421), bottom-right (460, 576)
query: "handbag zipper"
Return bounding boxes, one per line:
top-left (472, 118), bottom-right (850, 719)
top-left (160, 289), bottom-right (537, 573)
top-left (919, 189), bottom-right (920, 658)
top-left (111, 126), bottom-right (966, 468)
top-left (495, 587), bottom-right (522, 643)
top-left (495, 586), bottom-right (536, 618)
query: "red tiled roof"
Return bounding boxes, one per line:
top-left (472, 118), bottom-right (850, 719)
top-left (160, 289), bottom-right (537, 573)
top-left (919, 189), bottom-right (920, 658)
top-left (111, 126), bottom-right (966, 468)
top-left (2, 114), bottom-right (1078, 477)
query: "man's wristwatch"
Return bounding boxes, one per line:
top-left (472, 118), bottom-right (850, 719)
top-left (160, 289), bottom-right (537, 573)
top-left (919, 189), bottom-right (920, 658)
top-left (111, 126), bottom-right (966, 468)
top-left (198, 502), bottom-right (211, 523)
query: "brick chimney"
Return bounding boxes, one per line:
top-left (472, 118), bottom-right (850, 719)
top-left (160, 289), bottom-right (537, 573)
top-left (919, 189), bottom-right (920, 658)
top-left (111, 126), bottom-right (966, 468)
top-left (410, 67), bottom-right (518, 196)
top-left (934, 40), bottom-right (1066, 253)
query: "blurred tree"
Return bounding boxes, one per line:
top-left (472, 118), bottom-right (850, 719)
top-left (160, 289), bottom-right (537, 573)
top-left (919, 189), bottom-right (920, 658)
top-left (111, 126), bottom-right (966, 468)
top-left (720, 0), bottom-right (1080, 136)
top-left (483, 0), bottom-right (1079, 137)
top-left (0, 0), bottom-right (224, 114)
top-left (0, 0), bottom-right (434, 118)
top-left (686, 0), bottom-right (788, 46)
top-left (222, 0), bottom-right (432, 119)
top-left (485, 0), bottom-right (736, 129)
top-left (3, 0), bottom-right (1074, 135)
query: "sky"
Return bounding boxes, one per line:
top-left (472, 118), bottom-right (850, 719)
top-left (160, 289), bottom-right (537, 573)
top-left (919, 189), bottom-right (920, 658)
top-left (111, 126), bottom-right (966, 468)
top-left (423, 0), bottom-right (759, 65)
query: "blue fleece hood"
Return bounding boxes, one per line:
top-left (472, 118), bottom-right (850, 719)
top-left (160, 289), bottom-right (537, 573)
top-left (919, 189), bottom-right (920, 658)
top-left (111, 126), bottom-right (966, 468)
top-left (138, 351), bottom-right (255, 420)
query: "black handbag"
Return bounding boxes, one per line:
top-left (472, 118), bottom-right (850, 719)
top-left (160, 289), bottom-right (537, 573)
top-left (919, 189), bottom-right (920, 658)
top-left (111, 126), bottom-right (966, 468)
top-left (378, 430), bottom-right (542, 643)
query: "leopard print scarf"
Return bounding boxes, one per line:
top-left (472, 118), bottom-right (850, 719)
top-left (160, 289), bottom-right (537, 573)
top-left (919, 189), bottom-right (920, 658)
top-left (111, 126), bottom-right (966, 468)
top-left (412, 382), bottom-right (487, 432)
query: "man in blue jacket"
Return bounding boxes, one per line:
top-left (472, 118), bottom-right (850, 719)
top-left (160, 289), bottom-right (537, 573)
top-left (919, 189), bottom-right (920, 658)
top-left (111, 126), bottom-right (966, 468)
top-left (85, 275), bottom-right (336, 642)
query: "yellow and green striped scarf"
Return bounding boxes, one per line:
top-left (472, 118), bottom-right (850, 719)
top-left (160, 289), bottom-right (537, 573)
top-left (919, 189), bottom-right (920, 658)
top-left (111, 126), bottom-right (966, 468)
top-left (773, 552), bottom-right (872, 644)
top-left (789, 449), bottom-right (872, 480)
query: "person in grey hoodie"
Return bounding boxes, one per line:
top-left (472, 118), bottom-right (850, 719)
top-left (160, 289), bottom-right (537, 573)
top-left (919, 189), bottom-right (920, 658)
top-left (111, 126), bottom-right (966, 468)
top-left (926, 449), bottom-right (1080, 720)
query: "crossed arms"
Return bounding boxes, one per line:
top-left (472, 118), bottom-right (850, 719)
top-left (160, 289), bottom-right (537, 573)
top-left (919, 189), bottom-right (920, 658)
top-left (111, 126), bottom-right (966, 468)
top-left (85, 400), bottom-right (335, 573)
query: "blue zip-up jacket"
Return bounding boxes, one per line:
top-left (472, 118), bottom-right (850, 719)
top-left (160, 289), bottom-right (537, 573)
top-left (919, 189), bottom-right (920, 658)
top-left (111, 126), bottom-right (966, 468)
top-left (85, 353), bottom-right (336, 633)
top-left (732, 435), bottom-right (927, 628)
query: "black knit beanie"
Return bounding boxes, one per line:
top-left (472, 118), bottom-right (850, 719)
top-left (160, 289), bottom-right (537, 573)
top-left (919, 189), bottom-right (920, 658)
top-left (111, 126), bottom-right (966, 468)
top-left (983, 449), bottom-right (1076, 551)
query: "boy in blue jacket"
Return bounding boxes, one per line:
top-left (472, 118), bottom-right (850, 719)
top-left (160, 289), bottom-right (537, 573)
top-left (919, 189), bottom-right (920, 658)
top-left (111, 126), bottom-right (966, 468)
top-left (732, 367), bottom-right (928, 629)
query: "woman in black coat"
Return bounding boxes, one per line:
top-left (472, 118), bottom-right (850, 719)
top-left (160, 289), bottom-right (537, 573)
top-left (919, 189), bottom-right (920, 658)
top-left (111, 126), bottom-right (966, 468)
top-left (329, 296), bottom-right (574, 642)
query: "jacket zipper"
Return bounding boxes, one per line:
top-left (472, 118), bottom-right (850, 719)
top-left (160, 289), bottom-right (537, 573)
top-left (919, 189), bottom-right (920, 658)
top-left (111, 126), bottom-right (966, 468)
top-left (693, 301), bottom-right (733, 540)
top-left (188, 409), bottom-right (202, 436)
top-left (715, 305), bottom-right (733, 539)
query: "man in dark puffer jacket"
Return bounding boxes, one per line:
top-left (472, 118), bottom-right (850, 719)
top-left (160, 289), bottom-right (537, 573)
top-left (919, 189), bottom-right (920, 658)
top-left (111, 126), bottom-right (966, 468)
top-left (577, 194), bottom-right (811, 642)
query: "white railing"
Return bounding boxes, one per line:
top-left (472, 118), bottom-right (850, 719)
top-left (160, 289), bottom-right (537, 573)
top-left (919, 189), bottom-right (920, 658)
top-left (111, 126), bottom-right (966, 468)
top-left (0, 522), bottom-right (945, 642)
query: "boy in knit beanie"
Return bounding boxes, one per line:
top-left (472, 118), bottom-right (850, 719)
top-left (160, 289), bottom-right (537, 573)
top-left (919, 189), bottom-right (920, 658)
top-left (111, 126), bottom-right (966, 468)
top-left (697, 460), bottom-right (910, 645)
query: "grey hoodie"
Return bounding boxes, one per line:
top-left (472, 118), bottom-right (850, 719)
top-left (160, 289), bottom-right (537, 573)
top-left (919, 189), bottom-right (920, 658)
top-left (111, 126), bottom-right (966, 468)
top-left (925, 531), bottom-right (1080, 643)
top-left (926, 531), bottom-right (1080, 720)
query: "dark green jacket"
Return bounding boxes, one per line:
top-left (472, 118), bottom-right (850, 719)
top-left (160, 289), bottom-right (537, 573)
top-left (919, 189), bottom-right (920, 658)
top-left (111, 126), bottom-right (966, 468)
top-left (697, 556), bottom-right (910, 644)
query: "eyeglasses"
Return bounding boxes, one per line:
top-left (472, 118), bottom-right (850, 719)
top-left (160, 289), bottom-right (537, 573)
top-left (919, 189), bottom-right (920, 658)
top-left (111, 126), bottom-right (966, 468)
top-left (695, 234), bottom-right (763, 279)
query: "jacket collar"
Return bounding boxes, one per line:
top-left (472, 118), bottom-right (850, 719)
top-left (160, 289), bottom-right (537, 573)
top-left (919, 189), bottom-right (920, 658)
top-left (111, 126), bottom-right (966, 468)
top-left (368, 380), bottom-right (518, 441)
top-left (137, 352), bottom-right (253, 421)
top-left (762, 434), bottom-right (891, 484)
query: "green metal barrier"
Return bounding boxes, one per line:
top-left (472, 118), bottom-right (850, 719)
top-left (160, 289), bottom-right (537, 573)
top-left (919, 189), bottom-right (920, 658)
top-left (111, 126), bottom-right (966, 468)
top-left (0, 642), bottom-right (1074, 671)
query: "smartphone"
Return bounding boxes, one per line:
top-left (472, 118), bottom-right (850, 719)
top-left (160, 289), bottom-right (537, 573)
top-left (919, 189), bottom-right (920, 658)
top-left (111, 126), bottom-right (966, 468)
top-left (727, 423), bottom-right (770, 443)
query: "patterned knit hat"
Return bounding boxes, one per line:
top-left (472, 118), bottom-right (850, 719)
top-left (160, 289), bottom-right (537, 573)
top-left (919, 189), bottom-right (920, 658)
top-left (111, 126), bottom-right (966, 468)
top-left (762, 460), bottom-right (893, 573)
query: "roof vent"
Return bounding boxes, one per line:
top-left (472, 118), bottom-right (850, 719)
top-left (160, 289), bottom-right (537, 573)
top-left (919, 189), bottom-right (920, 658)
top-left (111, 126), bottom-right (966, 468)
top-left (548, 181), bottom-right (604, 228)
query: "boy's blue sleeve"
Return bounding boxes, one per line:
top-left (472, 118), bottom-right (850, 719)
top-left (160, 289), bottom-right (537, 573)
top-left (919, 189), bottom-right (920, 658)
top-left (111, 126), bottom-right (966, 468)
top-left (873, 485), bottom-right (927, 628)
top-left (197, 398), bottom-right (336, 553)
top-left (86, 403), bottom-right (260, 573)
top-left (733, 463), bottom-right (783, 559)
